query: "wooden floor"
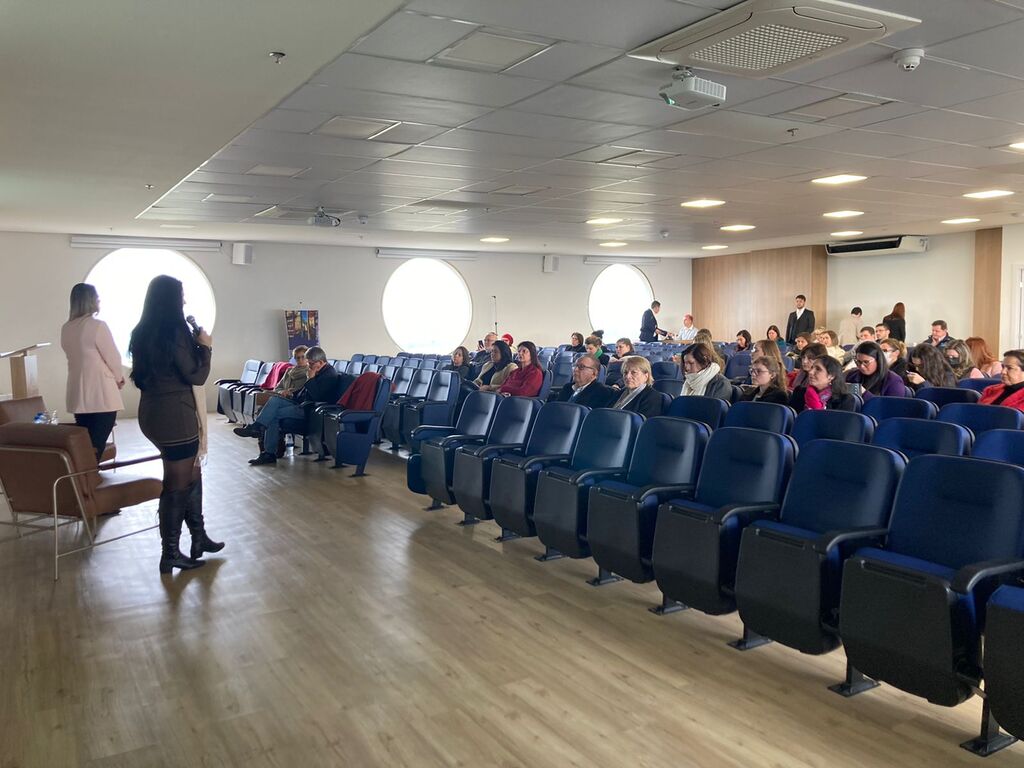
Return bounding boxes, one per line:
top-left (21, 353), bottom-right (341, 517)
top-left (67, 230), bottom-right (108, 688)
top-left (1, 420), bottom-right (1023, 768)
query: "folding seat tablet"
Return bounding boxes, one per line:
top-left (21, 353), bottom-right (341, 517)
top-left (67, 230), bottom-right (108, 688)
top-left (666, 395), bottom-right (729, 429)
top-left (451, 397), bottom-right (541, 524)
top-left (937, 402), bottom-right (1024, 435)
top-left (790, 409), bottom-right (875, 447)
top-left (983, 585), bottom-right (1024, 748)
top-left (723, 400), bottom-right (795, 434)
top-left (401, 370), bottom-right (458, 450)
top-left (532, 409), bottom-right (643, 561)
top-left (488, 402), bottom-right (589, 541)
top-left (587, 417), bottom-right (710, 585)
top-left (651, 427), bottom-right (796, 615)
top-left (872, 417), bottom-right (972, 458)
top-left (734, 440), bottom-right (905, 654)
top-left (862, 395), bottom-right (937, 422)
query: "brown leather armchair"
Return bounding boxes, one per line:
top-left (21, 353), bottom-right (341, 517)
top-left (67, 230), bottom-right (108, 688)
top-left (0, 423), bottom-right (162, 579)
top-left (0, 396), bottom-right (116, 462)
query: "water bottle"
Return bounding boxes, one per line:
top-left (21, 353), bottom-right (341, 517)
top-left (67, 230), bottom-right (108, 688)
top-left (49, 410), bottom-right (58, 424)
top-left (33, 412), bottom-right (46, 424)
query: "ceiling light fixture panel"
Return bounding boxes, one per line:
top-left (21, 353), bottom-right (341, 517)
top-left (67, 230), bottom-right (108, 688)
top-left (941, 217), bottom-right (980, 225)
top-left (316, 116), bottom-right (400, 139)
top-left (721, 224), bottom-right (755, 231)
top-left (830, 230), bottom-right (862, 237)
top-left (812, 174), bottom-right (867, 185)
top-left (823, 210), bottom-right (864, 218)
top-left (432, 31), bottom-right (549, 72)
top-left (681, 198), bottom-right (725, 208)
top-left (963, 190), bottom-right (1014, 199)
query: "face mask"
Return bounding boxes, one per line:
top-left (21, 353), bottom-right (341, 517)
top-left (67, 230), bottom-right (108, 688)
top-left (947, 357), bottom-right (960, 365)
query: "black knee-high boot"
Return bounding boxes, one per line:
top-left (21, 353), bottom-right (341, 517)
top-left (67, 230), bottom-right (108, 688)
top-left (159, 488), bottom-right (205, 574)
top-left (183, 478), bottom-right (224, 560)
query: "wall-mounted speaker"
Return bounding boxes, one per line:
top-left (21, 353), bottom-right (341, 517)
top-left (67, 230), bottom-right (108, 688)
top-left (231, 242), bottom-right (254, 266)
top-left (542, 254), bottom-right (560, 273)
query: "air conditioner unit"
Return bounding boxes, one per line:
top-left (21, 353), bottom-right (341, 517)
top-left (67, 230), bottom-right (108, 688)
top-left (629, 0), bottom-right (919, 78)
top-left (826, 235), bottom-right (928, 257)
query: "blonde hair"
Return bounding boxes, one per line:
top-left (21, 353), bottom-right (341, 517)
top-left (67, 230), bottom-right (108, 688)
top-left (68, 283), bottom-right (99, 321)
top-left (621, 355), bottom-right (652, 382)
top-left (880, 338), bottom-right (906, 358)
top-left (753, 339), bottom-right (783, 367)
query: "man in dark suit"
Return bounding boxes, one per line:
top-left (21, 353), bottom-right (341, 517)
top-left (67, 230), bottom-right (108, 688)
top-left (785, 294), bottom-right (816, 344)
top-left (639, 301), bottom-right (671, 343)
top-left (550, 354), bottom-right (614, 407)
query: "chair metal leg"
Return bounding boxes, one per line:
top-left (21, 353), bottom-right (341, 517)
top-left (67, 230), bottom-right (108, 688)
top-left (425, 499), bottom-right (445, 511)
top-left (535, 546), bottom-right (564, 562)
top-left (495, 528), bottom-right (520, 542)
top-left (728, 625), bottom-right (773, 651)
top-left (351, 466), bottom-right (368, 478)
top-left (649, 594), bottom-right (687, 615)
top-left (960, 698), bottom-right (1017, 756)
top-left (586, 566), bottom-right (623, 586)
top-left (829, 661), bottom-right (879, 697)
top-left (456, 512), bottom-right (479, 526)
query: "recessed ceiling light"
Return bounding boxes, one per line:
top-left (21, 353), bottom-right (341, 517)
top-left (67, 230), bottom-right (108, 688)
top-left (1008, 142), bottom-right (1024, 151)
top-left (963, 189), bottom-right (1014, 199)
top-left (701, 244), bottom-right (728, 250)
top-left (812, 174), bottom-right (867, 185)
top-left (246, 164), bottom-right (308, 177)
top-left (599, 241), bottom-right (628, 248)
top-left (830, 230), bottom-right (863, 237)
top-left (681, 198), bottom-right (725, 208)
top-left (159, 224), bottom-right (195, 229)
top-left (941, 217), bottom-right (981, 225)
top-left (823, 210), bottom-right (864, 218)
top-left (480, 236), bottom-right (510, 243)
top-left (586, 217), bottom-right (624, 225)
top-left (720, 224), bottom-right (756, 232)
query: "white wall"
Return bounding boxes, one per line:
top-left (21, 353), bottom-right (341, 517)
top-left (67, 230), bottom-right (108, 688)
top-left (0, 232), bottom-right (692, 417)
top-left (1001, 223), bottom-right (1024, 353)
top-left (826, 232), bottom-right (975, 345)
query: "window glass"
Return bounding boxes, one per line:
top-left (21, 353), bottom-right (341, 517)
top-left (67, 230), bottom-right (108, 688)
top-left (382, 258), bottom-right (472, 352)
top-left (588, 265), bottom-right (654, 343)
top-left (85, 248), bottom-right (217, 366)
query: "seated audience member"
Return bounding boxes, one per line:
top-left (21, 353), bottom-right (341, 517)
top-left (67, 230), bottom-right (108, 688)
top-left (251, 346), bottom-right (310, 415)
top-left (880, 338), bottom-right (909, 385)
top-left (788, 342), bottom-right (828, 390)
top-left (473, 332), bottom-right (497, 364)
top-left (816, 329), bottom-right (845, 362)
top-left (445, 346), bottom-right (471, 380)
top-left (858, 326), bottom-right (876, 342)
top-left (735, 330), bottom-right (752, 352)
top-left (786, 332), bottom-right (814, 360)
top-left (838, 307), bottom-right (862, 347)
top-left (907, 343), bottom-right (956, 390)
top-left (551, 354), bottom-right (614, 407)
top-left (925, 320), bottom-right (952, 349)
top-left (965, 336), bottom-right (1003, 378)
top-left (681, 343), bottom-right (733, 401)
top-left (499, 341), bottom-right (544, 397)
top-left (791, 355), bottom-right (857, 414)
top-left (501, 333), bottom-right (515, 348)
top-left (693, 329), bottom-right (725, 368)
top-left (585, 335), bottom-right (609, 366)
top-left (845, 341), bottom-right (905, 399)
top-left (567, 332), bottom-right (586, 354)
top-left (590, 329), bottom-right (605, 341)
top-left (611, 356), bottom-right (664, 416)
top-left (874, 322), bottom-right (891, 342)
top-left (474, 340), bottom-right (516, 392)
top-left (979, 350), bottom-right (1024, 411)
top-left (741, 356), bottom-right (789, 404)
top-left (678, 314), bottom-right (697, 341)
top-left (234, 346), bottom-right (341, 465)
top-left (609, 337), bottom-right (635, 364)
top-left (753, 338), bottom-right (784, 368)
top-left (766, 325), bottom-right (785, 350)
top-left (944, 339), bottom-right (982, 380)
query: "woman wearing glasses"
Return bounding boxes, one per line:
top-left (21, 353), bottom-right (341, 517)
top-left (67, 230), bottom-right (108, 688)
top-left (979, 350), bottom-right (1024, 411)
top-left (740, 356), bottom-right (789, 404)
top-left (844, 341), bottom-right (905, 400)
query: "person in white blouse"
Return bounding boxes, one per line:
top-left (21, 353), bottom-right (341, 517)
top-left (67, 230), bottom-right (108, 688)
top-left (60, 283), bottom-right (125, 460)
top-left (677, 314), bottom-right (697, 341)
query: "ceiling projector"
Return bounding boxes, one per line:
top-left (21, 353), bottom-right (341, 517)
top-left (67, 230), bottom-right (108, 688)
top-left (307, 206), bottom-right (341, 227)
top-left (659, 68), bottom-right (726, 109)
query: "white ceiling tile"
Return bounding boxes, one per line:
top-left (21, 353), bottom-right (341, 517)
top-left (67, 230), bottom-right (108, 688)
top-left (790, 129), bottom-right (951, 158)
top-left (684, 158), bottom-right (807, 180)
top-left (405, 0), bottom-right (714, 49)
top-left (876, 0), bottom-right (1024, 49)
top-left (370, 158), bottom-right (498, 181)
top-left (865, 109), bottom-right (1023, 144)
top-left (351, 11), bottom-right (477, 61)
top-left (370, 122), bottom-right (447, 143)
top-left (279, 85), bottom-right (493, 127)
top-left (896, 144), bottom-right (1024, 169)
top-left (728, 144), bottom-right (864, 170)
top-left (929, 20), bottom-right (1024, 78)
top-left (462, 110), bottom-right (646, 143)
top-left (950, 90), bottom-right (1024, 124)
top-left (425, 128), bottom-right (595, 157)
top-left (390, 145), bottom-right (544, 170)
top-left (820, 101), bottom-right (927, 128)
top-left (530, 159), bottom-right (652, 180)
top-left (250, 109), bottom-right (334, 133)
top-left (512, 84), bottom-right (684, 127)
top-left (732, 85), bottom-right (846, 117)
top-left (310, 54), bottom-right (552, 108)
top-left (620, 130), bottom-right (768, 158)
top-left (667, 111), bottom-right (844, 143)
top-left (505, 42), bottom-right (621, 81)
top-left (231, 128), bottom-right (410, 159)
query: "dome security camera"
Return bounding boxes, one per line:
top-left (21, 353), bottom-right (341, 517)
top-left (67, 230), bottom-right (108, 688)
top-left (893, 48), bottom-right (924, 72)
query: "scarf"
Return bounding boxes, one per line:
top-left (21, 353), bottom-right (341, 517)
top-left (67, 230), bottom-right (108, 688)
top-left (613, 384), bottom-right (646, 409)
top-left (682, 362), bottom-right (721, 396)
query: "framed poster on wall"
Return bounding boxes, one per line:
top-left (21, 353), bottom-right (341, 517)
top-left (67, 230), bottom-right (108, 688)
top-left (285, 309), bottom-right (319, 350)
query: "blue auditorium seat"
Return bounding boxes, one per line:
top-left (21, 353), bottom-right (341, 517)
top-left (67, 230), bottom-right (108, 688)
top-left (488, 402), bottom-right (589, 542)
top-left (654, 379), bottom-right (683, 398)
top-left (420, 359), bottom-right (438, 370)
top-left (838, 455), bottom-right (1024, 754)
top-left (381, 368), bottom-right (433, 449)
top-left (401, 370), bottom-right (459, 451)
top-left (320, 375), bottom-right (391, 476)
top-left (872, 417), bottom-right (972, 458)
top-left (790, 409), bottom-right (875, 447)
top-left (734, 441), bottom-right (905, 654)
top-left (349, 354), bottom-right (364, 363)
top-left (217, 360), bottom-right (267, 422)
top-left (650, 427), bottom-right (796, 615)
top-left (724, 351), bottom-right (751, 381)
top-left (982, 585), bottom-right (1024, 751)
top-left (587, 418), bottom-right (711, 586)
top-left (973, 429), bottom-right (1024, 466)
top-left (958, 377), bottom-right (1001, 393)
top-left (532, 409), bottom-right (644, 561)
top-left (723, 400), bottom-right (796, 434)
top-left (666, 395), bottom-right (729, 430)
top-left (406, 391), bottom-right (500, 503)
top-left (536, 369), bottom-right (553, 401)
top-left (549, 354), bottom-right (574, 389)
top-left (937, 402), bottom-right (1024, 435)
top-left (451, 397), bottom-right (543, 525)
top-left (862, 395), bottom-right (937, 422)
top-left (230, 361), bottom-right (276, 424)
top-left (915, 386), bottom-right (980, 407)
top-left (361, 355), bottom-right (377, 365)
top-left (651, 361), bottom-right (681, 381)
top-left (346, 361), bottom-right (365, 376)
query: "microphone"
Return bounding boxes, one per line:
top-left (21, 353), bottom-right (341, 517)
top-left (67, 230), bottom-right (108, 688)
top-left (185, 315), bottom-right (202, 336)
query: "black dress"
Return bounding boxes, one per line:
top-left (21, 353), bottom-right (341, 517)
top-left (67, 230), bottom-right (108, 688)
top-left (740, 387), bottom-right (789, 404)
top-left (883, 314), bottom-right (906, 342)
top-left (137, 329), bottom-right (211, 450)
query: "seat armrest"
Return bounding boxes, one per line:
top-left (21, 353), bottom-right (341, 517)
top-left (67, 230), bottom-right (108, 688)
top-left (316, 404), bottom-right (344, 416)
top-left (813, 526), bottom-right (889, 556)
top-left (338, 410), bottom-right (375, 423)
top-left (474, 442), bottom-right (525, 459)
top-left (634, 483), bottom-right (696, 503)
top-left (438, 433), bottom-right (486, 448)
top-left (951, 559), bottom-right (1024, 594)
top-left (520, 453), bottom-right (571, 470)
top-left (570, 468), bottom-right (626, 484)
top-left (411, 425), bottom-right (455, 443)
top-left (215, 377), bottom-right (242, 386)
top-left (711, 503), bottom-right (781, 525)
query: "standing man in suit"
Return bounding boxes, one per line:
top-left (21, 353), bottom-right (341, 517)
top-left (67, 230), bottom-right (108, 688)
top-left (640, 301), bottom-right (672, 342)
top-left (785, 294), bottom-right (816, 344)
top-left (550, 354), bottom-right (614, 407)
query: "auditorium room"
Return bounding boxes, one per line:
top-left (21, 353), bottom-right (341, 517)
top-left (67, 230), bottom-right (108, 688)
top-left (6, 0), bottom-right (1024, 766)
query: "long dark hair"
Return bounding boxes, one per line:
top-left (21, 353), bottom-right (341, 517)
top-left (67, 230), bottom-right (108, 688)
top-left (888, 301), bottom-right (905, 319)
top-left (911, 343), bottom-right (955, 388)
top-left (813, 355), bottom-right (849, 396)
top-left (490, 340), bottom-right (513, 369)
top-left (129, 275), bottom-right (189, 388)
top-left (517, 341), bottom-right (542, 371)
top-left (853, 340), bottom-right (889, 394)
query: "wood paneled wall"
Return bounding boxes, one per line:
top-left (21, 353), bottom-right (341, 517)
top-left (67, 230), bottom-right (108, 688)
top-left (973, 228), bottom-right (1002, 345)
top-left (692, 245), bottom-right (828, 340)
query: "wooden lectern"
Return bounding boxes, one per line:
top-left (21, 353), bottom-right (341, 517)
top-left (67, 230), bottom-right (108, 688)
top-left (1, 343), bottom-right (50, 399)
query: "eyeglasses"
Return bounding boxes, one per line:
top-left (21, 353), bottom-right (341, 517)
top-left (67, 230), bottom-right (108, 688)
top-left (573, 363), bottom-right (596, 371)
top-left (854, 358), bottom-right (874, 368)
top-left (749, 368), bottom-right (769, 376)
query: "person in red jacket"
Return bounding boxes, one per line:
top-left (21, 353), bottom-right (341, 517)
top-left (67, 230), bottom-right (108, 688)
top-left (499, 341), bottom-right (544, 397)
top-left (979, 349), bottom-right (1024, 411)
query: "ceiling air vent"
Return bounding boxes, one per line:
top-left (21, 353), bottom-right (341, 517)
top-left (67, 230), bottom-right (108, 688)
top-left (629, 0), bottom-right (919, 78)
top-left (826, 235), bottom-right (928, 257)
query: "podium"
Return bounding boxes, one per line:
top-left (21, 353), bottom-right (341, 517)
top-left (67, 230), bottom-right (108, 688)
top-left (1, 343), bottom-right (50, 399)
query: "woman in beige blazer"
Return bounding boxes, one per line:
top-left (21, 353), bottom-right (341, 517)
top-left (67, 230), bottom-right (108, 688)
top-left (60, 283), bottom-right (125, 460)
